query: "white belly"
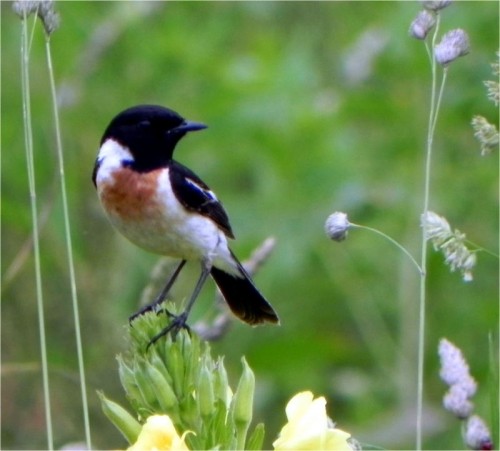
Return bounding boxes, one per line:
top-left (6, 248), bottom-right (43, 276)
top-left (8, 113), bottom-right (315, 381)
top-left (98, 167), bottom-right (238, 274)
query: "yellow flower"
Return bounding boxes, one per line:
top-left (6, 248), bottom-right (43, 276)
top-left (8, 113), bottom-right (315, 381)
top-left (273, 391), bottom-right (352, 450)
top-left (127, 415), bottom-right (191, 451)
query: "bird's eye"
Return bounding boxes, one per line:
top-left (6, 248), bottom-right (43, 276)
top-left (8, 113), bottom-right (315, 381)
top-left (138, 120), bottom-right (151, 128)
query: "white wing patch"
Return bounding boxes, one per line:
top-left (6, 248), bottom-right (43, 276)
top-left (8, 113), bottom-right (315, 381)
top-left (185, 177), bottom-right (218, 201)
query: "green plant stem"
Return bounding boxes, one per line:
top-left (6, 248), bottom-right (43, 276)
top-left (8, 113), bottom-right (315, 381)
top-left (464, 239), bottom-right (499, 259)
top-left (44, 36), bottom-right (92, 450)
top-left (416, 13), bottom-right (441, 450)
top-left (235, 422), bottom-right (250, 451)
top-left (431, 67), bottom-right (448, 139)
top-left (20, 14), bottom-right (54, 451)
top-left (350, 223), bottom-right (423, 275)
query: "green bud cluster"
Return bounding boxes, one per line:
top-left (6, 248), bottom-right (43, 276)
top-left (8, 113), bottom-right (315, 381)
top-left (99, 304), bottom-right (265, 450)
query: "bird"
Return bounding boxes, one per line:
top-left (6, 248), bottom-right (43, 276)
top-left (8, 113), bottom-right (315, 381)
top-left (92, 105), bottom-right (279, 344)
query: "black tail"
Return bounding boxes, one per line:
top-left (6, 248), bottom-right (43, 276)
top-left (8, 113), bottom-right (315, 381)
top-left (210, 254), bottom-right (279, 325)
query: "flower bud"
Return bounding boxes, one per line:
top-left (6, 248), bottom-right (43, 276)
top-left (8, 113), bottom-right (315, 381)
top-left (98, 391), bottom-right (141, 444)
top-left (409, 10), bottom-right (436, 40)
top-left (214, 357), bottom-right (233, 408)
top-left (12, 1), bottom-right (60, 35)
top-left (12, 1), bottom-right (39, 17)
top-left (198, 366), bottom-right (215, 418)
top-left (232, 357), bottom-right (255, 426)
top-left (435, 29), bottom-right (470, 66)
top-left (134, 359), bottom-right (161, 410)
top-left (325, 212), bottom-right (350, 242)
top-left (165, 341), bottom-right (184, 396)
top-left (443, 385), bottom-right (474, 419)
top-left (422, 0), bottom-right (452, 11)
top-left (118, 356), bottom-right (145, 410)
top-left (438, 338), bottom-right (476, 393)
top-left (464, 415), bottom-right (493, 450)
top-left (149, 350), bottom-right (174, 387)
top-left (37, 0), bottom-right (60, 35)
top-left (145, 363), bottom-right (178, 412)
top-left (438, 338), bottom-right (480, 420)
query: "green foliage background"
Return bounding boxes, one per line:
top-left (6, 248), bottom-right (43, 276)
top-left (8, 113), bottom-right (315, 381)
top-left (2, 1), bottom-right (498, 449)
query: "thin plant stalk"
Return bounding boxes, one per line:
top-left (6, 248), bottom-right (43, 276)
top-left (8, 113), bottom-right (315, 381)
top-left (350, 223), bottom-right (423, 275)
top-left (20, 13), bottom-right (54, 450)
top-left (416, 12), bottom-right (445, 450)
top-left (44, 36), bottom-right (92, 450)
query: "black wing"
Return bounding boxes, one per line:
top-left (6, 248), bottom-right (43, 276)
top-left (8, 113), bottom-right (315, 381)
top-left (169, 160), bottom-right (234, 238)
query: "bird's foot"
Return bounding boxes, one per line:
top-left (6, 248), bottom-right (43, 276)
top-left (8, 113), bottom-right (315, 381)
top-left (129, 304), bottom-right (156, 324)
top-left (129, 300), bottom-right (172, 324)
top-left (146, 311), bottom-right (190, 350)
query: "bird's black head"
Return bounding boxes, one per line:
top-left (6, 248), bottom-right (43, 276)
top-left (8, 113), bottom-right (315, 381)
top-left (100, 105), bottom-right (207, 172)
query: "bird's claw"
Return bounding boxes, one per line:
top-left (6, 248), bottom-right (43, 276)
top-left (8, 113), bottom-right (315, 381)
top-left (146, 311), bottom-right (191, 350)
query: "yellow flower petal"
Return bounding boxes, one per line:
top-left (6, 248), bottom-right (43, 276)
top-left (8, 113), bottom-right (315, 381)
top-left (127, 415), bottom-right (190, 451)
top-left (273, 391), bottom-right (351, 451)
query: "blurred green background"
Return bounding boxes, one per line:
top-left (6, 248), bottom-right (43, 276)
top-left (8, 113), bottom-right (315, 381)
top-left (2, 1), bottom-right (498, 449)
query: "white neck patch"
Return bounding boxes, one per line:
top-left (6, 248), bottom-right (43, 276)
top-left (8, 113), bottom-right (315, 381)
top-left (95, 139), bottom-right (134, 183)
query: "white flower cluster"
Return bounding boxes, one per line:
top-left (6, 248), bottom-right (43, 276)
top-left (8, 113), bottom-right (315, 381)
top-left (438, 339), bottom-right (493, 450)
top-left (409, 10), bottom-right (436, 40)
top-left (12, 0), bottom-right (60, 35)
top-left (421, 211), bottom-right (476, 281)
top-left (438, 338), bottom-right (477, 418)
top-left (409, 2), bottom-right (470, 66)
top-left (434, 29), bottom-right (470, 66)
top-left (471, 115), bottom-right (499, 156)
top-left (472, 53), bottom-right (499, 156)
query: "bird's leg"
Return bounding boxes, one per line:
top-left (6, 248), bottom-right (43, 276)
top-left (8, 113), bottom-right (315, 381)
top-left (129, 260), bottom-right (187, 323)
top-left (147, 260), bottom-right (212, 348)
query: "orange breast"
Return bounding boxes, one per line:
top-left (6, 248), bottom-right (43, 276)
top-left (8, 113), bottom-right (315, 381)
top-left (99, 167), bottom-right (163, 221)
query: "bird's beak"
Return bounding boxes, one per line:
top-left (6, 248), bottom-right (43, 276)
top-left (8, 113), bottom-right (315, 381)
top-left (175, 120), bottom-right (208, 134)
